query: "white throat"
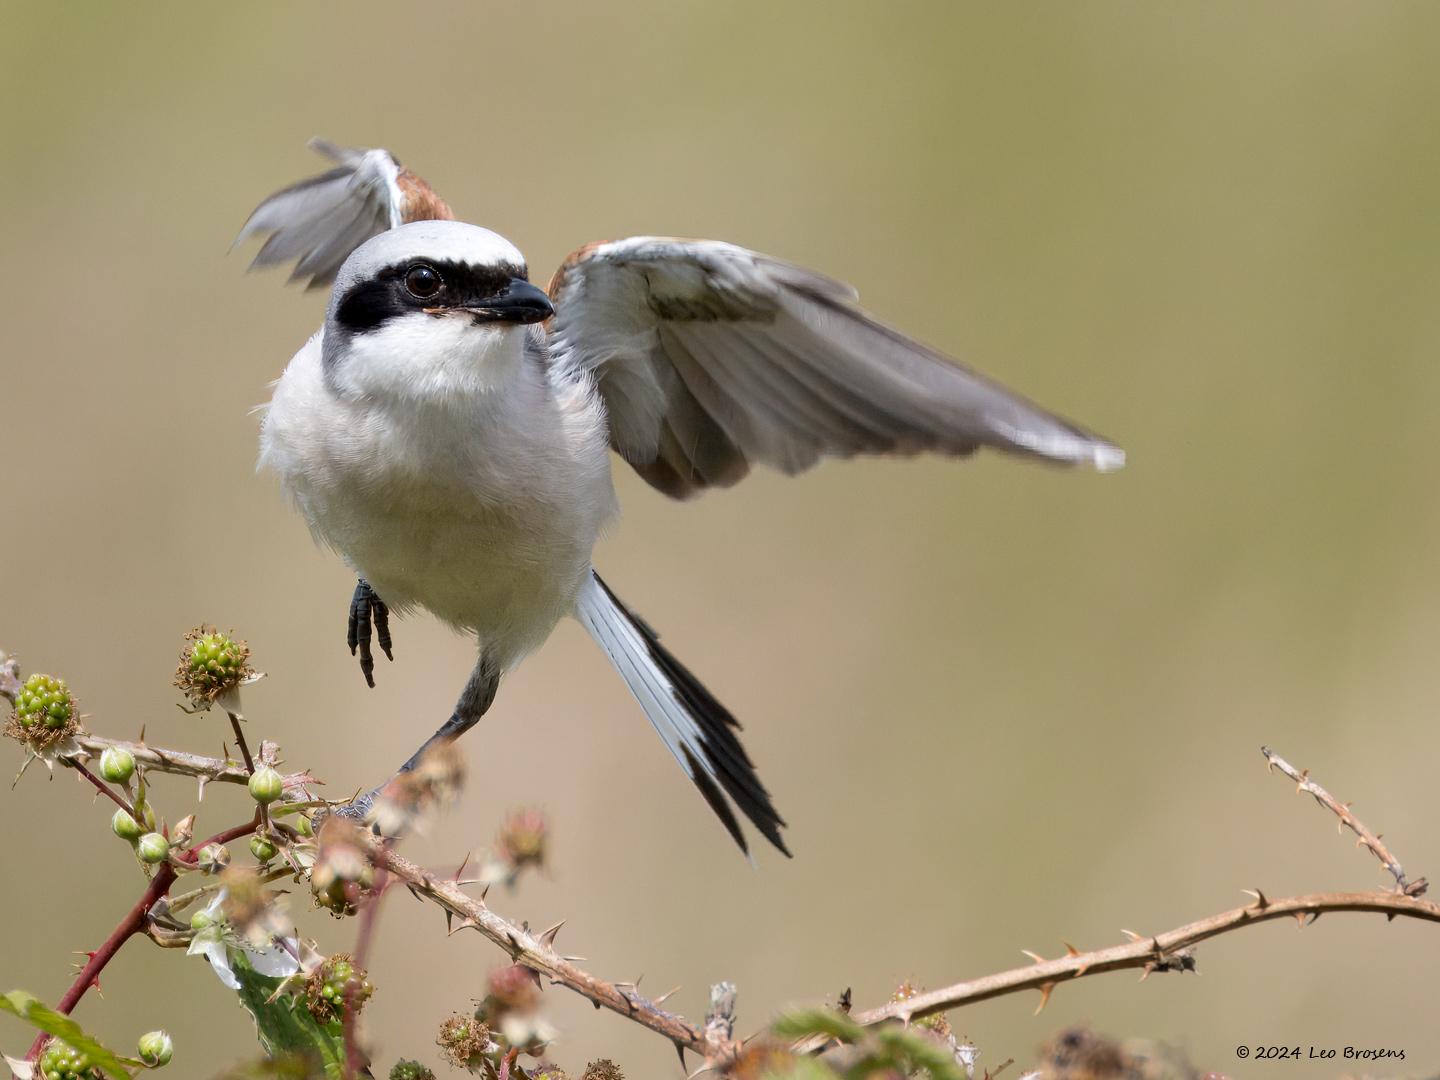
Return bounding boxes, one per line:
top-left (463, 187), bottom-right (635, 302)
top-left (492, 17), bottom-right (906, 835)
top-left (324, 313), bottom-right (527, 404)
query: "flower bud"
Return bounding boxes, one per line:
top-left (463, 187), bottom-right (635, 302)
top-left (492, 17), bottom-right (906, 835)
top-left (99, 746), bottom-right (136, 784)
top-left (250, 835), bottom-right (277, 862)
top-left (137, 1030), bottom-right (173, 1067)
top-left (137, 833), bottom-right (171, 864)
top-left (248, 765), bottom-right (283, 805)
top-left (112, 808), bottom-right (145, 843)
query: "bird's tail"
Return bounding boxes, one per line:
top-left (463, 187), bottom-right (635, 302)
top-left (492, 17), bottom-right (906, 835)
top-left (574, 570), bottom-right (790, 858)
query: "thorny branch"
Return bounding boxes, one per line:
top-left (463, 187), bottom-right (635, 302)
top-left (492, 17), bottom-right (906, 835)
top-left (793, 891), bottom-right (1440, 1052)
top-left (9, 637), bottom-right (1440, 1076)
top-left (69, 734), bottom-right (318, 797)
top-left (795, 742), bottom-right (1436, 1054)
top-left (1260, 745), bottom-right (1425, 896)
top-left (365, 838), bottom-right (730, 1063)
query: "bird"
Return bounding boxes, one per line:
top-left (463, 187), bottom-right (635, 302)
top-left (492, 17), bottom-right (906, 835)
top-left (243, 139), bottom-right (1125, 858)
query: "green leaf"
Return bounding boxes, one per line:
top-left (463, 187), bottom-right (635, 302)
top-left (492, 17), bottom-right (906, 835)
top-left (874, 1026), bottom-right (968, 1080)
top-left (0, 990), bottom-right (134, 1079)
top-left (771, 1008), bottom-right (866, 1044)
top-left (228, 954), bottom-right (345, 1080)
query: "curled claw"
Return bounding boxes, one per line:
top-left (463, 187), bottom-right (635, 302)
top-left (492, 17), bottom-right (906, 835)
top-left (348, 578), bottom-right (394, 688)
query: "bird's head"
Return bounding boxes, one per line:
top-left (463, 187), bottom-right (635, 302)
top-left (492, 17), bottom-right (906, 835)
top-left (321, 220), bottom-right (554, 401)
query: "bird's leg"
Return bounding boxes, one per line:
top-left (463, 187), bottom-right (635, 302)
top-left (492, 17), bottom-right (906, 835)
top-left (335, 655), bottom-right (499, 822)
top-left (347, 578), bottom-right (393, 688)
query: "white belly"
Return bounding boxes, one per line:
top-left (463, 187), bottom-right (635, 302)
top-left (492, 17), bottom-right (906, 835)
top-left (260, 334), bottom-right (616, 666)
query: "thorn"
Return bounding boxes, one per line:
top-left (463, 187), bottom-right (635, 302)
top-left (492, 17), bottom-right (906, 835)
top-left (675, 1043), bottom-right (687, 1070)
top-left (1064, 944), bottom-right (1090, 977)
top-left (1242, 889), bottom-right (1269, 909)
top-left (1063, 942), bottom-right (1080, 957)
top-left (562, 955), bottom-right (588, 963)
top-left (1020, 950), bottom-right (1045, 964)
top-left (654, 984), bottom-right (681, 1006)
top-left (480, 884), bottom-right (491, 901)
top-left (1120, 929), bottom-right (1142, 942)
top-left (1033, 982), bottom-right (1056, 1015)
top-left (454, 852), bottom-right (471, 881)
top-left (540, 920), bottom-right (565, 947)
top-left (444, 911), bottom-right (454, 934)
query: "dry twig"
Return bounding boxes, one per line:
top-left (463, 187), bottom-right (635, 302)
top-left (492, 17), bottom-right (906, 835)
top-left (1260, 745), bottom-right (1424, 896)
top-left (793, 889), bottom-right (1440, 1051)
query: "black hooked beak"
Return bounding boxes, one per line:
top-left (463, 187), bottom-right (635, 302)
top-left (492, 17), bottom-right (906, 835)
top-left (455, 279), bottom-right (555, 325)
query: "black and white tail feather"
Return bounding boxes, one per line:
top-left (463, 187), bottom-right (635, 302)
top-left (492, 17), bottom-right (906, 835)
top-left (576, 571), bottom-right (790, 857)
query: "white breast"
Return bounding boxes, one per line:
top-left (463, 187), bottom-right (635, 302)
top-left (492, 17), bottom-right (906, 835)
top-left (258, 331), bottom-right (616, 667)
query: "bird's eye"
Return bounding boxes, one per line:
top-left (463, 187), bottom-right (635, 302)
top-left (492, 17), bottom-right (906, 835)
top-left (404, 265), bottom-right (443, 300)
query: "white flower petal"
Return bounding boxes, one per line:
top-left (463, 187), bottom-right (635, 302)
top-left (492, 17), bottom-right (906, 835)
top-left (249, 938), bottom-right (301, 979)
top-left (203, 940), bottom-right (240, 990)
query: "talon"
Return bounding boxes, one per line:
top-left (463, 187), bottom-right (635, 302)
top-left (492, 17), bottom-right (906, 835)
top-left (348, 579), bottom-right (393, 688)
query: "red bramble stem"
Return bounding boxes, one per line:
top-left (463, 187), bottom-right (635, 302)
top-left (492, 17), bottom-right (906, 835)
top-left (24, 815), bottom-right (260, 1063)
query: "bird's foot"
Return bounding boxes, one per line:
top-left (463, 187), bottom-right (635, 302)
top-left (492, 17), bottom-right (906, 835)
top-left (347, 578), bottom-right (393, 688)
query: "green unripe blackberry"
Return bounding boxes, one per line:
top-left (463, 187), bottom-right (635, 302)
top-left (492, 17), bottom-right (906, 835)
top-left (137, 832), bottom-right (170, 864)
top-left (248, 765), bottom-right (283, 804)
top-left (137, 1030), bottom-right (173, 1067)
top-left (389, 1062), bottom-right (436, 1080)
top-left (14, 674), bottom-right (73, 730)
top-left (306, 954), bottom-right (373, 1024)
top-left (39, 1038), bottom-right (103, 1080)
top-left (190, 908), bottom-right (219, 931)
top-left (98, 746), bottom-right (136, 784)
top-left (250, 835), bottom-right (277, 862)
top-left (174, 627), bottom-right (253, 706)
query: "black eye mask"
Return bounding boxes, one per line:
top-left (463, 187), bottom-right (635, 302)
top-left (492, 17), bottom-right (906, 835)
top-left (335, 258), bottom-right (530, 334)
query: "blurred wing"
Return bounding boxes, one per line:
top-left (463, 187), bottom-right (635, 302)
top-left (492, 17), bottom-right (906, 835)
top-left (546, 238), bottom-right (1125, 498)
top-left (236, 138), bottom-right (454, 288)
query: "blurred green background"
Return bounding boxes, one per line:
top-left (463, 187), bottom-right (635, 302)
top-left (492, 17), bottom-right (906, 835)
top-left (4, 2), bottom-right (1440, 1076)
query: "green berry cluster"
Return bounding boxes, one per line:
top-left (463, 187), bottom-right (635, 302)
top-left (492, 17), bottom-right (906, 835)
top-left (14, 674), bottom-right (74, 730)
top-left (173, 628), bottom-right (251, 705)
top-left (389, 1060), bottom-right (436, 1080)
top-left (306, 954), bottom-right (374, 1025)
top-left (38, 1039), bottom-right (103, 1080)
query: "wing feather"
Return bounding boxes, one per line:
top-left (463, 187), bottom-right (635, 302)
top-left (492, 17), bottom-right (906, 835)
top-left (237, 138), bottom-right (454, 288)
top-left (547, 238), bottom-right (1124, 496)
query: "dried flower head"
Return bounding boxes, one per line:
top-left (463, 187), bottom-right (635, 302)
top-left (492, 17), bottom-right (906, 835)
top-left (478, 965), bottom-right (542, 1022)
top-left (368, 742), bottom-right (466, 835)
top-left (581, 1060), bottom-right (625, 1080)
top-left (6, 673), bottom-right (81, 754)
top-left (220, 866), bottom-right (290, 948)
top-left (891, 981), bottom-right (952, 1041)
top-left (305, 953), bottom-right (374, 1025)
top-left (531, 1064), bottom-right (569, 1080)
top-left (436, 1015), bottom-right (493, 1072)
top-left (311, 817), bottom-right (375, 916)
top-left (495, 808), bottom-right (548, 870)
top-left (174, 627), bottom-right (254, 709)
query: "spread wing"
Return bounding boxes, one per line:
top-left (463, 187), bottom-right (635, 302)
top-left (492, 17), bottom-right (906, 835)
top-left (546, 238), bottom-right (1125, 498)
top-left (236, 138), bottom-right (453, 288)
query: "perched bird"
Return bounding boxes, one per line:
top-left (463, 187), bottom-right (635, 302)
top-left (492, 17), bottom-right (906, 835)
top-left (244, 140), bottom-right (1124, 857)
